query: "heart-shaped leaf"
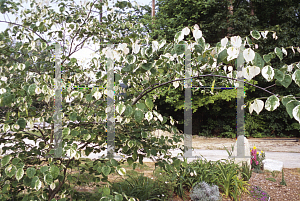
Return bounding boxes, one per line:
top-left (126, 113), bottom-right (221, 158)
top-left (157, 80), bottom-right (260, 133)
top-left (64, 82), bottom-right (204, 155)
top-left (274, 47), bottom-right (283, 60)
top-left (280, 74), bottom-right (292, 88)
top-left (44, 173), bottom-right (53, 185)
top-left (26, 167), bottom-right (36, 178)
top-left (250, 30), bottom-right (261, 40)
top-left (101, 166), bottom-right (111, 176)
top-left (265, 95), bottom-right (280, 111)
top-left (5, 164), bottom-right (17, 178)
top-left (16, 168), bottom-right (24, 181)
top-left (124, 105), bottom-right (133, 116)
top-left (286, 100), bottom-right (300, 119)
top-left (116, 167), bottom-right (126, 176)
top-left (116, 102), bottom-right (126, 115)
top-left (292, 69), bottom-right (300, 87)
top-left (1, 155), bottom-right (12, 167)
top-left (292, 105), bottom-right (300, 123)
top-left (274, 69), bottom-right (285, 82)
top-left (50, 165), bottom-right (59, 179)
top-left (141, 62), bottom-right (153, 71)
top-left (249, 99), bottom-right (264, 115)
top-left (145, 98), bottom-right (154, 110)
top-left (134, 110), bottom-right (144, 123)
top-left (17, 118), bottom-right (26, 129)
top-left (261, 65), bottom-right (274, 82)
top-left (242, 66), bottom-right (260, 81)
top-left (145, 111), bottom-right (153, 122)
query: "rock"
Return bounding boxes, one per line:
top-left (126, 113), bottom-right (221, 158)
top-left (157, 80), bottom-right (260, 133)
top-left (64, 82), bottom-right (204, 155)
top-left (262, 159), bottom-right (284, 172)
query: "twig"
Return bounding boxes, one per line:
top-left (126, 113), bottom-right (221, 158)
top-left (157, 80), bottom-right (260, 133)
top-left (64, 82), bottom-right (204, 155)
top-left (131, 74), bottom-right (282, 105)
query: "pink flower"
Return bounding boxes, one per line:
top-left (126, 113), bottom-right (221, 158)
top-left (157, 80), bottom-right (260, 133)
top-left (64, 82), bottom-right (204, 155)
top-left (256, 161), bottom-right (259, 165)
top-left (250, 159), bottom-right (252, 164)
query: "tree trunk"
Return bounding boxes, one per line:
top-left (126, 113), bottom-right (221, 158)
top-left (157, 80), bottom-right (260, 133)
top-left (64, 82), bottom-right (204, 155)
top-left (227, 0), bottom-right (233, 37)
top-left (250, 0), bottom-right (254, 16)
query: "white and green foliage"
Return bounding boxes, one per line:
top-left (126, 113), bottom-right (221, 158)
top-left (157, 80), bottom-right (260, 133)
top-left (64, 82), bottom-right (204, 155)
top-left (0, 0), bottom-right (300, 200)
top-left (190, 181), bottom-right (222, 201)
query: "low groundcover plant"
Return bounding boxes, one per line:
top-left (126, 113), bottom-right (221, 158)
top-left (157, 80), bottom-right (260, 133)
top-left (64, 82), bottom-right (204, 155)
top-left (249, 185), bottom-right (270, 201)
top-left (190, 181), bottom-right (222, 201)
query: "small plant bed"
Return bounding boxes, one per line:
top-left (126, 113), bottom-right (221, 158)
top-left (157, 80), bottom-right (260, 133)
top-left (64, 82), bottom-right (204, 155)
top-left (66, 160), bottom-right (300, 201)
top-left (19, 154), bottom-right (289, 201)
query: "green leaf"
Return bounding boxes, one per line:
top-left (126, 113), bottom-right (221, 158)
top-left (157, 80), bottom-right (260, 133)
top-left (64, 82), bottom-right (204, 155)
top-left (252, 53), bottom-right (265, 68)
top-left (246, 36), bottom-right (253, 45)
top-left (116, 102), bottom-right (126, 115)
top-left (266, 178), bottom-right (276, 182)
top-left (27, 84), bottom-right (37, 95)
top-left (12, 158), bottom-right (21, 166)
top-left (279, 74), bottom-right (292, 88)
top-left (44, 173), bottom-right (53, 185)
top-left (127, 157), bottom-right (134, 165)
top-left (263, 53), bottom-right (272, 63)
top-left (292, 69), bottom-right (300, 87)
top-left (141, 62), bottom-right (153, 71)
top-left (293, 105), bottom-right (300, 123)
top-left (115, 74), bottom-right (121, 84)
top-left (174, 44), bottom-right (185, 55)
top-left (151, 148), bottom-right (157, 156)
top-left (282, 95), bottom-right (296, 107)
top-left (265, 95), bottom-right (280, 111)
top-left (5, 164), bottom-right (17, 178)
top-left (274, 47), bottom-right (283, 61)
top-left (71, 130), bottom-right (79, 137)
top-left (134, 110), bottom-right (144, 123)
top-left (69, 113), bottom-right (77, 121)
top-left (110, 159), bottom-right (118, 167)
top-left (102, 166), bottom-right (111, 176)
top-left (115, 194), bottom-right (123, 201)
top-left (217, 49), bottom-right (228, 64)
top-left (2, 184), bottom-right (10, 193)
top-left (50, 165), bottom-right (60, 179)
top-left (274, 69), bottom-right (285, 82)
top-left (40, 166), bottom-right (48, 174)
top-left (17, 118), bottom-right (26, 129)
top-left (102, 187), bottom-right (110, 196)
top-left (1, 155), bottom-right (12, 167)
top-left (194, 44), bottom-right (204, 54)
top-left (124, 105), bottom-right (133, 116)
top-left (16, 168), bottom-right (24, 181)
top-left (86, 94), bottom-right (93, 102)
top-left (69, 24), bottom-right (74, 29)
top-left (286, 100), bottom-right (300, 119)
top-left (34, 177), bottom-right (42, 190)
top-left (197, 37), bottom-right (205, 48)
top-left (122, 64), bottom-right (133, 72)
top-left (126, 55), bottom-right (136, 64)
top-left (136, 102), bottom-right (146, 111)
top-left (145, 98), bottom-right (154, 110)
top-left (116, 167), bottom-right (126, 176)
top-left (250, 30), bottom-right (261, 40)
top-left (26, 167), bottom-right (36, 178)
top-left (62, 127), bottom-right (70, 136)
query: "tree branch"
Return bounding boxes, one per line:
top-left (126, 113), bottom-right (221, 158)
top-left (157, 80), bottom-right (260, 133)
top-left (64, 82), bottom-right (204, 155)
top-left (66, 0), bottom-right (98, 64)
top-left (49, 158), bottom-right (74, 201)
top-left (131, 74), bottom-right (282, 105)
top-left (0, 20), bottom-right (53, 55)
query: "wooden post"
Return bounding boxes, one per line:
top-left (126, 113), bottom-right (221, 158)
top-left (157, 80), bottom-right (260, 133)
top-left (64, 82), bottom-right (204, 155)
top-left (152, 0), bottom-right (155, 26)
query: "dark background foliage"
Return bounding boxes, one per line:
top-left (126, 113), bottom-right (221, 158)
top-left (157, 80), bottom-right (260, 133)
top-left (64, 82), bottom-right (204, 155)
top-left (133, 0), bottom-right (300, 138)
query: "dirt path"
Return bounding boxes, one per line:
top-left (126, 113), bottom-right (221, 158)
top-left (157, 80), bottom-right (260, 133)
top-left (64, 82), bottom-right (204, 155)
top-left (151, 129), bottom-right (300, 153)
